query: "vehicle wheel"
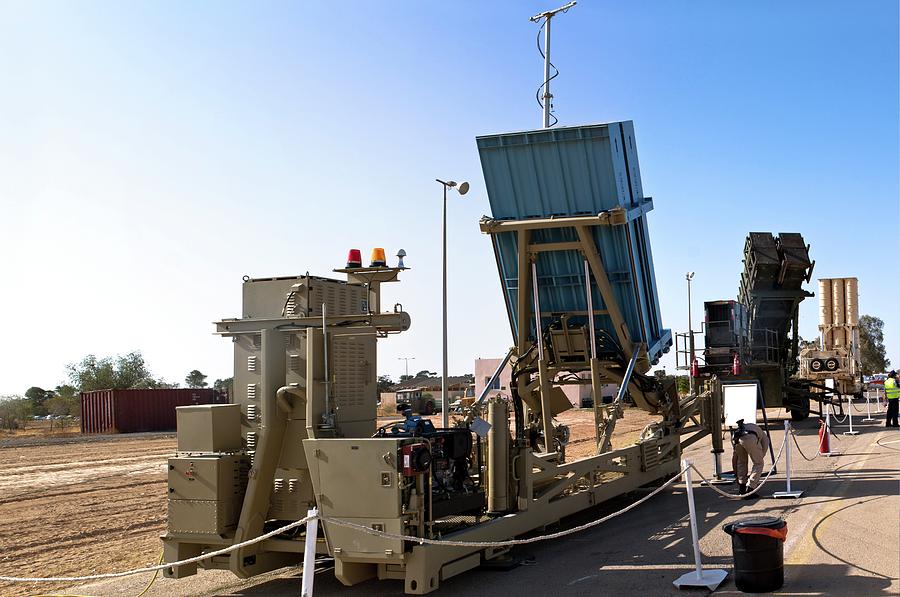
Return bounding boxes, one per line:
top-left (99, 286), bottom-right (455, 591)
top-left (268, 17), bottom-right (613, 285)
top-left (790, 406), bottom-right (809, 422)
top-left (423, 402), bottom-right (434, 415)
top-left (824, 358), bottom-right (839, 372)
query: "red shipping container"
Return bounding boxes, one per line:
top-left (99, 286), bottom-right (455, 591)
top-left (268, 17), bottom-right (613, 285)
top-left (80, 389), bottom-right (227, 434)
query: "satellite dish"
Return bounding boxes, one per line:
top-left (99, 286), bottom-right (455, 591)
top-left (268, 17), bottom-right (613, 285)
top-left (457, 181), bottom-right (470, 195)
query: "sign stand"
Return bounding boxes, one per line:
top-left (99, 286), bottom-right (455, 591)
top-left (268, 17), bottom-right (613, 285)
top-left (673, 459), bottom-right (728, 591)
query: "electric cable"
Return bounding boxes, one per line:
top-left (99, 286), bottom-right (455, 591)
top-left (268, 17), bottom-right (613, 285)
top-left (790, 427), bottom-right (826, 461)
top-left (535, 18), bottom-right (560, 126)
top-left (133, 551), bottom-right (164, 597)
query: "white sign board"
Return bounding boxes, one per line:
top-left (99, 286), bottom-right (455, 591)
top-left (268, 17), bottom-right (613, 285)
top-left (723, 383), bottom-right (759, 427)
top-left (470, 417), bottom-right (491, 438)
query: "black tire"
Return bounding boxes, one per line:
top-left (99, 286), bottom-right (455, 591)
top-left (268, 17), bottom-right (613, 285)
top-left (790, 407), bottom-right (810, 422)
top-left (824, 357), bottom-right (839, 372)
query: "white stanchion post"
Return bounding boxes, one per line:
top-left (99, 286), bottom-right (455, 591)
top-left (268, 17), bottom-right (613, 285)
top-left (773, 421), bottom-right (803, 498)
top-left (301, 508), bottom-right (319, 597)
top-left (844, 394), bottom-right (859, 435)
top-left (673, 459), bottom-right (727, 590)
top-left (863, 390), bottom-right (876, 422)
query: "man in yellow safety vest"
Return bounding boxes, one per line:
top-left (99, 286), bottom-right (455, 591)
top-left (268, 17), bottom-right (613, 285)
top-left (885, 370), bottom-right (899, 427)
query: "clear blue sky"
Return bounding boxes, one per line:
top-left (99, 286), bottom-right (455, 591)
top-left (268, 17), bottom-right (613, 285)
top-left (0, 1), bottom-right (897, 394)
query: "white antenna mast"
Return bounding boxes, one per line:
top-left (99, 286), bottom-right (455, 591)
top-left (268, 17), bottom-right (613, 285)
top-left (530, 1), bottom-right (576, 128)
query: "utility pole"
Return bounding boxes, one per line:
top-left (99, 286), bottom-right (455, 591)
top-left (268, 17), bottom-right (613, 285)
top-left (530, 1), bottom-right (577, 128)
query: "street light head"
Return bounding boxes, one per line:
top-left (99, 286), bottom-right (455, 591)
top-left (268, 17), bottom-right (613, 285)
top-left (457, 181), bottom-right (470, 195)
top-left (686, 272), bottom-right (695, 281)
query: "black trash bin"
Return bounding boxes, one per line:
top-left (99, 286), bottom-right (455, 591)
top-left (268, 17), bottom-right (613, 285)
top-left (723, 516), bottom-right (788, 593)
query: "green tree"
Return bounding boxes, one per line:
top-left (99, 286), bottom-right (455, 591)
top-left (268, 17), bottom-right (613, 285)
top-left (45, 394), bottom-right (74, 428)
top-left (399, 374), bottom-right (413, 383)
top-left (25, 386), bottom-right (52, 416)
top-left (859, 315), bottom-right (890, 375)
top-left (54, 384), bottom-right (78, 400)
top-left (213, 377), bottom-right (233, 398)
top-left (676, 375), bottom-right (691, 396)
top-left (414, 370), bottom-right (437, 378)
top-left (377, 375), bottom-right (394, 393)
top-left (185, 370), bottom-right (208, 389)
top-left (67, 351), bottom-right (164, 391)
top-left (0, 396), bottom-right (33, 430)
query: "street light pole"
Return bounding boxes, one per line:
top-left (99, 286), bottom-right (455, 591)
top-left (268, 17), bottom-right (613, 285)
top-left (442, 182), bottom-right (449, 428)
top-left (397, 357), bottom-right (415, 378)
top-left (686, 272), bottom-right (695, 395)
top-left (436, 179), bottom-right (469, 429)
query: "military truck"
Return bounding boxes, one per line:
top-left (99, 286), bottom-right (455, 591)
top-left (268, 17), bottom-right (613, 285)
top-left (395, 388), bottom-right (440, 415)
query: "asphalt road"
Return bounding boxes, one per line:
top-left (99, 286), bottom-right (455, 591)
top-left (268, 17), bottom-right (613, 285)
top-left (67, 412), bottom-right (900, 597)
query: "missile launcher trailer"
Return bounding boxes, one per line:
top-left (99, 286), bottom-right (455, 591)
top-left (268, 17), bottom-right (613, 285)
top-left (697, 233), bottom-right (851, 420)
top-left (798, 277), bottom-right (862, 396)
top-left (162, 122), bottom-right (717, 594)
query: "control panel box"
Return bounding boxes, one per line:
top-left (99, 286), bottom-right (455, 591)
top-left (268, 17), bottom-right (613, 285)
top-left (176, 403), bottom-right (242, 453)
top-left (168, 454), bottom-right (249, 535)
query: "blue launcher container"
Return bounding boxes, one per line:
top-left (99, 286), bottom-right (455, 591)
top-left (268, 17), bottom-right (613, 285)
top-left (476, 121), bottom-right (671, 364)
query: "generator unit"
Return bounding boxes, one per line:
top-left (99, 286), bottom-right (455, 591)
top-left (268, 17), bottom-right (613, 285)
top-left (162, 264), bottom-right (412, 579)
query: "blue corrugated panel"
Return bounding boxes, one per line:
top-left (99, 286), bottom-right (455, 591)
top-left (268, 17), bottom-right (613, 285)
top-left (477, 121), bottom-right (671, 363)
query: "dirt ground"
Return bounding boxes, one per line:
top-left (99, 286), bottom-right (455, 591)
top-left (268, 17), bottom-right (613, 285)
top-left (0, 408), bottom-right (656, 597)
top-left (0, 434), bottom-right (174, 597)
top-left (0, 418), bottom-right (82, 441)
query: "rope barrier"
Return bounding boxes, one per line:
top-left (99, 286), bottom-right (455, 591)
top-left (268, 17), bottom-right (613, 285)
top-left (323, 467), bottom-right (688, 547)
top-left (830, 406), bottom-right (849, 424)
top-left (688, 431), bottom-right (788, 499)
top-left (0, 422), bottom-right (826, 585)
top-left (0, 514), bottom-right (316, 583)
top-left (0, 468), bottom-right (690, 585)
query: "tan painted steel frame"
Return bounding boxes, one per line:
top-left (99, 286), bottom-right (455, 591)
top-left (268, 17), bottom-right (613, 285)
top-left (327, 435), bottom-right (682, 594)
top-left (306, 211), bottom-right (712, 594)
top-left (163, 225), bottom-right (716, 594)
top-left (481, 212), bottom-right (655, 452)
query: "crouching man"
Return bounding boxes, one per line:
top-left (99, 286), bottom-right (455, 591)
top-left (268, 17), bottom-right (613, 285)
top-left (731, 419), bottom-right (769, 499)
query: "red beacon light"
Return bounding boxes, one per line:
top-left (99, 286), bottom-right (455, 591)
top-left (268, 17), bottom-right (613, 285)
top-left (370, 247), bottom-right (387, 267)
top-left (690, 358), bottom-right (699, 378)
top-left (346, 249), bottom-right (362, 268)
